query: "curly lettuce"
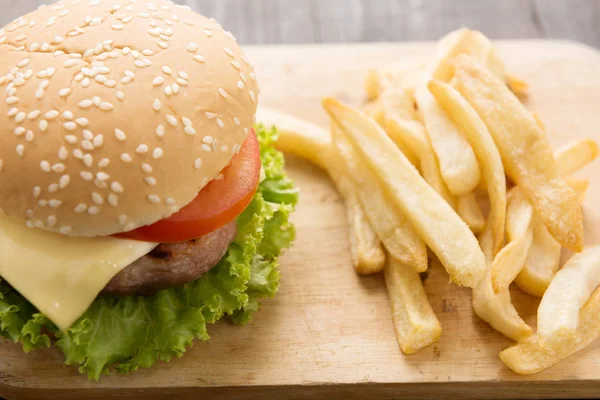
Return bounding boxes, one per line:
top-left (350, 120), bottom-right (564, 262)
top-left (0, 125), bottom-right (298, 380)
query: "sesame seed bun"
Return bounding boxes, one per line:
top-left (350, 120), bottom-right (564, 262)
top-left (0, 0), bottom-right (259, 237)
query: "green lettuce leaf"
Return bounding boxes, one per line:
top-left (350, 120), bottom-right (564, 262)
top-left (0, 125), bottom-right (298, 380)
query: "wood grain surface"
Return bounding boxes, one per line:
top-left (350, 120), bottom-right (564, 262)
top-left (1, 0), bottom-right (599, 48)
top-left (0, 40), bottom-right (599, 399)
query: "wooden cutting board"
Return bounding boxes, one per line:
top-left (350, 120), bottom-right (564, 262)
top-left (1, 40), bottom-right (600, 400)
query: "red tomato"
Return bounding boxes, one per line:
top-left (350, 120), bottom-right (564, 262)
top-left (118, 129), bottom-right (261, 243)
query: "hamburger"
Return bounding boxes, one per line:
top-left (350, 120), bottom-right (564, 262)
top-left (0, 0), bottom-right (297, 379)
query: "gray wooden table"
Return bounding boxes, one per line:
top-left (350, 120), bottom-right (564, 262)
top-left (1, 0), bottom-right (599, 48)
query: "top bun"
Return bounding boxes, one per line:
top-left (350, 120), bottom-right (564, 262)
top-left (0, 0), bottom-right (258, 237)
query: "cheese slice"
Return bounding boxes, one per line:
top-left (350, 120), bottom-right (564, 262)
top-left (0, 213), bottom-right (157, 330)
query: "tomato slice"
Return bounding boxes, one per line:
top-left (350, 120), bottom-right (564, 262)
top-left (117, 129), bottom-right (261, 243)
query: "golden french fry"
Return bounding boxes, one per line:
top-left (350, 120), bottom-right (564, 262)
top-left (507, 73), bottom-right (529, 97)
top-left (453, 55), bottom-right (584, 252)
top-left (323, 97), bottom-right (486, 287)
top-left (256, 107), bottom-right (385, 274)
top-left (554, 138), bottom-right (599, 176)
top-left (429, 80), bottom-right (506, 253)
top-left (532, 112), bottom-right (545, 131)
top-left (333, 128), bottom-right (428, 272)
top-left (384, 257), bottom-right (442, 354)
top-left (491, 188), bottom-right (535, 293)
top-left (415, 87), bottom-right (481, 196)
top-left (362, 98), bottom-right (387, 128)
top-left (365, 60), bottom-right (426, 100)
top-left (345, 193), bottom-right (386, 275)
top-left (514, 223), bottom-right (561, 298)
top-left (380, 88), bottom-right (457, 207)
top-left (457, 192), bottom-right (485, 234)
top-left (472, 225), bottom-right (533, 341)
top-left (500, 287), bottom-right (600, 375)
top-left (566, 178), bottom-right (590, 203)
top-left (538, 247), bottom-right (600, 337)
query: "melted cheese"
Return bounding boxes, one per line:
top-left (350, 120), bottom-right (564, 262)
top-left (0, 213), bottom-right (157, 330)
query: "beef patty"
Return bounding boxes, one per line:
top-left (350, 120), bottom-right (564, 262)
top-left (103, 221), bottom-right (237, 296)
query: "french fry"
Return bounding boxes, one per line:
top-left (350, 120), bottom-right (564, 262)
top-left (554, 138), bottom-right (599, 176)
top-left (333, 128), bottom-right (428, 272)
top-left (500, 287), bottom-right (600, 375)
top-left (457, 192), bottom-right (485, 234)
top-left (256, 107), bottom-right (385, 274)
top-left (507, 73), bottom-right (529, 97)
top-left (381, 88), bottom-right (456, 207)
top-left (453, 55), bottom-right (584, 252)
top-left (362, 98), bottom-right (387, 128)
top-left (323, 97), bottom-right (486, 287)
top-left (429, 80), bottom-right (506, 253)
top-left (514, 223), bottom-right (561, 298)
top-left (472, 225), bottom-right (533, 341)
top-left (365, 60), bottom-right (426, 100)
top-left (491, 187), bottom-right (535, 293)
top-left (514, 178), bottom-right (589, 297)
top-left (415, 87), bottom-right (481, 196)
top-left (537, 247), bottom-right (600, 337)
top-left (384, 257), bottom-right (442, 354)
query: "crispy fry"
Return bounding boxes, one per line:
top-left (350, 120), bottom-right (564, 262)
top-left (365, 60), bottom-right (426, 100)
top-left (514, 223), bottom-right (561, 298)
top-left (554, 138), bottom-right (600, 176)
top-left (453, 55), bottom-right (584, 252)
top-left (491, 187), bottom-right (535, 293)
top-left (429, 80), bottom-right (506, 253)
top-left (333, 128), bottom-right (428, 272)
top-left (323, 97), bottom-right (486, 287)
top-left (457, 192), bottom-right (486, 234)
top-left (472, 225), bottom-right (533, 341)
top-left (256, 107), bottom-right (385, 274)
top-left (415, 87), bottom-right (481, 196)
top-left (362, 98), bottom-right (387, 128)
top-left (507, 73), bottom-right (529, 97)
top-left (500, 287), bottom-right (600, 374)
top-left (566, 178), bottom-right (590, 203)
top-left (384, 257), bottom-right (442, 354)
top-left (538, 247), bottom-right (600, 337)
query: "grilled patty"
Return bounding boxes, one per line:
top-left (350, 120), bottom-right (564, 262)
top-left (103, 221), bottom-right (237, 296)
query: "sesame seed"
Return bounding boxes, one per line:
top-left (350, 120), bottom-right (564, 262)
top-left (161, 65), bottom-right (172, 75)
top-left (38, 200), bottom-right (47, 207)
top-left (48, 184), bottom-right (59, 193)
top-left (186, 42), bottom-right (198, 52)
top-left (166, 197), bottom-right (176, 205)
top-left (93, 96), bottom-right (101, 106)
top-left (152, 99), bottom-right (161, 111)
top-left (45, 110), bottom-right (59, 119)
top-left (159, 34), bottom-right (169, 41)
top-left (14, 127), bottom-right (26, 136)
top-left (184, 19), bottom-right (195, 26)
top-left (100, 102), bottom-right (114, 111)
top-left (6, 96), bottom-right (19, 104)
top-left (113, 128), bottom-right (126, 141)
top-left (57, 147), bottom-right (68, 161)
top-left (240, 72), bottom-right (247, 83)
top-left (172, 83), bottom-right (180, 94)
top-left (202, 144), bottom-right (211, 152)
top-left (33, 186), bottom-right (41, 198)
top-left (158, 41), bottom-right (168, 49)
top-left (40, 160), bottom-right (51, 172)
top-left (244, 127), bottom-right (249, 135)
top-left (116, 90), bottom-right (125, 101)
top-left (134, 60), bottom-right (145, 68)
top-left (108, 194), bottom-right (119, 207)
top-left (120, 153), bottom-right (132, 163)
top-left (81, 142), bottom-right (93, 153)
top-left (224, 47), bottom-right (235, 57)
top-left (202, 135), bottom-right (214, 144)
top-left (193, 55), bottom-right (206, 63)
top-left (60, 226), bottom-right (72, 234)
top-left (93, 134), bottom-right (104, 147)
top-left (82, 130), bottom-right (93, 140)
top-left (7, 108), bottom-right (18, 117)
top-left (63, 122), bottom-right (77, 131)
top-left (83, 154), bottom-right (93, 168)
top-left (121, 76), bottom-right (132, 84)
top-left (111, 181), bottom-right (124, 193)
top-left (25, 209), bottom-right (34, 218)
top-left (221, 144), bottom-right (229, 152)
top-left (164, 85), bottom-right (172, 96)
top-left (90, 17), bottom-right (102, 26)
top-left (249, 90), bottom-right (256, 103)
top-left (95, 74), bottom-right (108, 84)
top-left (25, 130), bottom-right (35, 142)
top-left (237, 81), bottom-right (245, 90)
top-left (82, 78), bottom-right (91, 87)
top-left (141, 163), bottom-right (153, 173)
top-left (205, 111), bottom-right (216, 119)
top-left (166, 115), bottom-right (178, 126)
top-left (15, 112), bottom-right (26, 123)
top-left (148, 194), bottom-right (161, 204)
top-left (153, 76), bottom-right (164, 86)
top-left (91, 192), bottom-right (104, 205)
top-left (204, 29), bottom-right (212, 37)
top-left (59, 175), bottom-right (70, 189)
top-left (194, 157), bottom-right (202, 169)
top-left (47, 215), bottom-right (58, 227)
top-left (34, 220), bottom-right (44, 229)
top-left (136, 144), bottom-right (149, 153)
top-left (216, 118), bottom-right (225, 128)
top-left (63, 111), bottom-right (74, 120)
top-left (181, 117), bottom-right (192, 127)
top-left (17, 58), bottom-right (30, 68)
top-left (104, 80), bottom-right (116, 88)
top-left (51, 162), bottom-right (65, 173)
top-left (139, 12), bottom-right (150, 18)
top-left (74, 203), bottom-right (87, 213)
top-left (143, 49), bottom-right (154, 56)
top-left (47, 67), bottom-right (56, 76)
top-left (64, 59), bottom-right (78, 68)
top-left (112, 24), bottom-right (124, 30)
top-left (87, 206), bottom-right (100, 215)
top-left (58, 88), bottom-right (71, 97)
top-left (73, 149), bottom-right (84, 159)
top-left (176, 78), bottom-right (188, 86)
top-left (76, 118), bottom-right (89, 127)
top-left (184, 126), bottom-right (196, 135)
top-left (65, 135), bottom-right (77, 144)
top-left (145, 177), bottom-right (157, 186)
top-left (29, 43), bottom-right (40, 52)
top-left (49, 199), bottom-right (62, 208)
top-left (80, 171), bottom-right (93, 183)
